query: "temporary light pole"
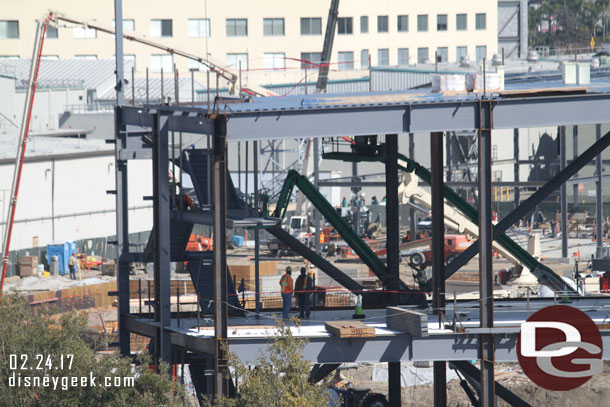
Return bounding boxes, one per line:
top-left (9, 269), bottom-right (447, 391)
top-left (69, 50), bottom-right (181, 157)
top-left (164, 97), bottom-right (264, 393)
top-left (0, 15), bottom-right (49, 294)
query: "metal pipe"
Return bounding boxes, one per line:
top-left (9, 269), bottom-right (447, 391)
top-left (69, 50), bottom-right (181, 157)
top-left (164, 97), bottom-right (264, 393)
top-left (131, 65), bottom-right (135, 105)
top-left (174, 65), bottom-right (179, 105)
top-left (191, 69), bottom-right (195, 106)
top-left (597, 124), bottom-right (604, 251)
top-left (160, 68), bottom-right (164, 104)
top-left (145, 67), bottom-right (149, 104)
top-left (478, 107), bottom-right (495, 406)
top-left (314, 138), bottom-right (321, 254)
top-left (254, 140), bottom-right (260, 315)
top-left (560, 126), bottom-right (568, 258)
top-left (431, 131), bottom-right (446, 407)
top-left (573, 126), bottom-right (579, 211)
top-left (513, 129), bottom-right (520, 209)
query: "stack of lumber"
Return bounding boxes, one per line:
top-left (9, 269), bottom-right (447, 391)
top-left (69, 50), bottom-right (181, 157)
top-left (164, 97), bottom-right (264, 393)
top-left (324, 320), bottom-right (376, 338)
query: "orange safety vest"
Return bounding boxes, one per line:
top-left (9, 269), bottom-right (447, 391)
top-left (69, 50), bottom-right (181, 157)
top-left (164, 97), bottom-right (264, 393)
top-left (279, 274), bottom-right (293, 294)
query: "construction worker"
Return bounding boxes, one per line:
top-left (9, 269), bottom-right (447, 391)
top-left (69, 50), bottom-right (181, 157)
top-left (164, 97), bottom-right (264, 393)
top-left (68, 253), bottom-right (77, 280)
top-left (295, 267), bottom-right (313, 319)
top-left (279, 266), bottom-right (294, 320)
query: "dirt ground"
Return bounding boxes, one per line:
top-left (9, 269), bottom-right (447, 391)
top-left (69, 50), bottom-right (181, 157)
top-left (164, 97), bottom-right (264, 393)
top-left (343, 362), bottom-right (610, 407)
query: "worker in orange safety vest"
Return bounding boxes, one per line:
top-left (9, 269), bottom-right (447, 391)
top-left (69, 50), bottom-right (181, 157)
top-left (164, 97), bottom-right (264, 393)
top-left (279, 266), bottom-right (294, 320)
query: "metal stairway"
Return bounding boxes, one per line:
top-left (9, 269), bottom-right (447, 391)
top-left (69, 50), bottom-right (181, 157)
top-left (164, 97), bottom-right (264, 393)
top-left (186, 251), bottom-right (242, 316)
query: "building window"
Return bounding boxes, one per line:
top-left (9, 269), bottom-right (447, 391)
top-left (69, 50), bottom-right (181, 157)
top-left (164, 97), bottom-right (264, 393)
top-left (397, 15), bottom-right (408, 32)
top-left (41, 55), bottom-right (59, 61)
top-left (227, 53), bottom-right (248, 70)
top-left (112, 19), bottom-right (135, 31)
top-left (263, 53), bottom-right (285, 70)
top-left (73, 26), bottom-right (96, 39)
top-left (188, 59), bottom-right (208, 71)
top-left (188, 19), bottom-right (211, 38)
top-left (45, 25), bottom-right (58, 39)
top-left (360, 16), bottom-right (368, 33)
top-left (377, 16), bottom-right (388, 33)
top-left (301, 52), bottom-right (322, 68)
top-left (456, 14), bottom-right (467, 31)
top-left (476, 45), bottom-right (487, 61)
top-left (437, 14), bottom-right (447, 31)
top-left (150, 19), bottom-right (172, 37)
top-left (377, 49), bottom-right (389, 66)
top-left (226, 19), bottom-right (247, 36)
top-left (75, 55), bottom-right (97, 60)
top-left (398, 48), bottom-right (409, 66)
top-left (0, 21), bottom-right (19, 39)
top-left (151, 54), bottom-right (173, 72)
top-left (417, 15), bottom-right (428, 32)
top-left (456, 46), bottom-right (468, 63)
top-left (263, 18), bottom-right (284, 36)
top-left (338, 17), bottom-right (353, 35)
top-left (417, 47), bottom-right (429, 64)
top-left (361, 49), bottom-right (369, 69)
top-left (476, 13), bottom-right (486, 30)
top-left (123, 54), bottom-right (136, 70)
top-left (338, 51), bottom-right (354, 70)
top-left (301, 18), bottom-right (322, 35)
top-left (436, 47), bottom-right (448, 63)
top-left (0, 55), bottom-right (19, 59)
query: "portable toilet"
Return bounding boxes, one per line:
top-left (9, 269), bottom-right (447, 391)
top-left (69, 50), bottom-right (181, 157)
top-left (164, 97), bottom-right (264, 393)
top-left (47, 241), bottom-right (75, 275)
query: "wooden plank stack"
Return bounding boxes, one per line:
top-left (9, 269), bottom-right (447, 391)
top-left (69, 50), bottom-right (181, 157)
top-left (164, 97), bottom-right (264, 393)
top-left (324, 320), bottom-right (376, 338)
top-left (386, 306), bottom-right (428, 337)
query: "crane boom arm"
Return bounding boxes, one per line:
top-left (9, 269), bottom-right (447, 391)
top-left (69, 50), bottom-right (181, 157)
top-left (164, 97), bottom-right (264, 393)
top-left (50, 13), bottom-right (276, 97)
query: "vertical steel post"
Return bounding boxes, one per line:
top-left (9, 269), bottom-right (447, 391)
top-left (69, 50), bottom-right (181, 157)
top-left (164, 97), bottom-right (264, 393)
top-left (560, 126), bottom-right (568, 258)
top-left (431, 131), bottom-right (446, 407)
top-left (409, 133), bottom-right (416, 239)
top-left (573, 126), bottom-right (579, 211)
top-left (385, 134), bottom-right (401, 407)
top-left (245, 141), bottom-right (249, 200)
top-left (238, 142), bottom-right (241, 191)
top-left (352, 162), bottom-right (359, 235)
top-left (114, 0), bottom-right (129, 356)
top-left (446, 132), bottom-right (452, 183)
top-left (213, 116), bottom-right (229, 397)
top-left (597, 124), bottom-right (604, 252)
top-left (254, 140), bottom-right (261, 315)
top-left (478, 102), bottom-right (495, 406)
top-left (152, 113), bottom-right (171, 363)
top-left (314, 138), bottom-right (321, 253)
top-left (145, 67), bottom-right (149, 104)
top-left (513, 129), bottom-right (520, 209)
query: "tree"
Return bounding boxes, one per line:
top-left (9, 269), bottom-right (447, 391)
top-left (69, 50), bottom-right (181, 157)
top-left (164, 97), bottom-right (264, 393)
top-left (0, 295), bottom-right (190, 406)
top-left (207, 320), bottom-right (333, 407)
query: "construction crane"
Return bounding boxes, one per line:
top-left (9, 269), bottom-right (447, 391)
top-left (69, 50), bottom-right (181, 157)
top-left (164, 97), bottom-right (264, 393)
top-left (315, 0), bottom-right (340, 93)
top-left (0, 14), bottom-right (52, 294)
top-left (50, 12), bottom-right (276, 97)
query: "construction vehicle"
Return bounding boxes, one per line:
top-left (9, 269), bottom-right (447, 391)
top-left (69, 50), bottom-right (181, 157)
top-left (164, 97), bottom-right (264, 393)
top-left (405, 234), bottom-right (472, 270)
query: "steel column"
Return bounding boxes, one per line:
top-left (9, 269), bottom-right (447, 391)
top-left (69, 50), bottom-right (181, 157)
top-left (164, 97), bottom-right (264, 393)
top-left (478, 103), bottom-right (495, 407)
top-left (431, 131), bottom-right (446, 406)
top-left (409, 133), bottom-right (417, 238)
top-left (314, 138), bottom-right (321, 254)
top-left (386, 134), bottom-right (401, 407)
top-left (254, 140), bottom-right (261, 315)
top-left (152, 113), bottom-right (171, 363)
top-left (560, 126), bottom-right (568, 258)
top-left (597, 124), bottom-right (604, 251)
top-left (352, 161), bottom-right (359, 235)
top-left (513, 129), bottom-right (520, 209)
top-left (213, 116), bottom-right (229, 397)
top-left (573, 126), bottom-right (579, 211)
top-left (115, 109), bottom-right (130, 356)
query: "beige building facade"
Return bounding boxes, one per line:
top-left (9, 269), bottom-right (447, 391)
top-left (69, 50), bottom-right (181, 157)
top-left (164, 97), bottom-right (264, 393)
top-left (2, 1), bottom-right (498, 87)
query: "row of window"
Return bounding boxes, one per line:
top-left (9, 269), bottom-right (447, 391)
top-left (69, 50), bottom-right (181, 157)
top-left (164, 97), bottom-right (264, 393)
top-left (1, 45), bottom-right (487, 71)
top-left (0, 13), bottom-right (487, 39)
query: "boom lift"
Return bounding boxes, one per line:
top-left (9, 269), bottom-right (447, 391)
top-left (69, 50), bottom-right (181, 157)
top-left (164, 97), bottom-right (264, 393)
top-left (324, 143), bottom-right (577, 295)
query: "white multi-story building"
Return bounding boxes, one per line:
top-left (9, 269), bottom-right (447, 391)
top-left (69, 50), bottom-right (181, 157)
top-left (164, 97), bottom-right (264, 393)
top-left (2, 1), bottom-right (498, 87)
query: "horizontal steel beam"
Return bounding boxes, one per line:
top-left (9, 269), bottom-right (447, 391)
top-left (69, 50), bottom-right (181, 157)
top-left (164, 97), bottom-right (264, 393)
top-left (223, 93), bottom-right (610, 140)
